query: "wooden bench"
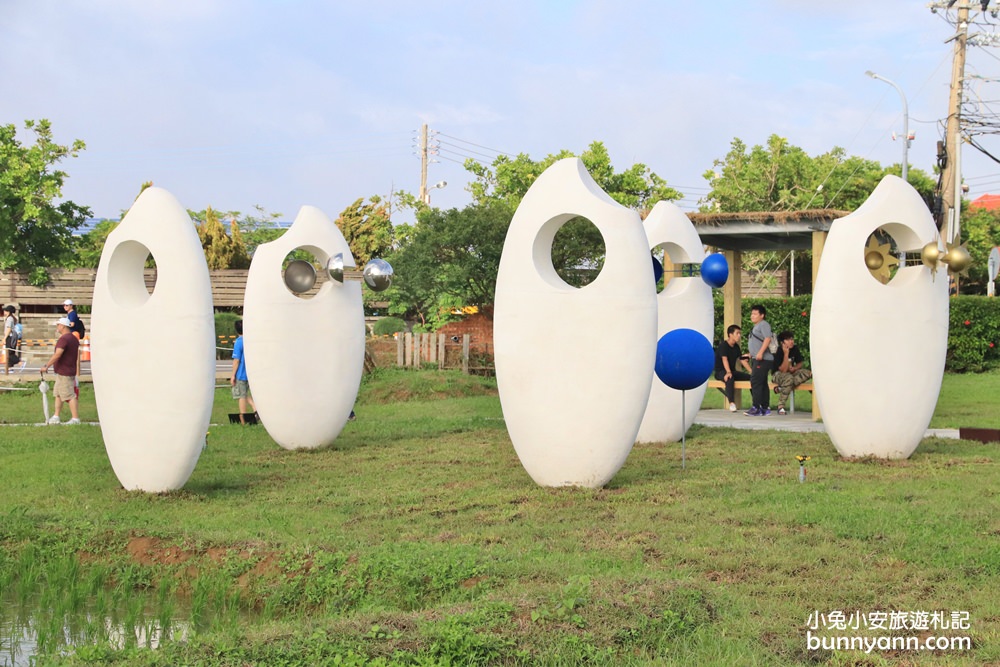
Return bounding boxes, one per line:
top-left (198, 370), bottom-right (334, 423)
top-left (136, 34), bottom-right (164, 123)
top-left (706, 379), bottom-right (819, 421)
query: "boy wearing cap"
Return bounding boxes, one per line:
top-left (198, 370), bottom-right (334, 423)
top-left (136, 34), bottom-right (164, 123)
top-left (40, 317), bottom-right (81, 425)
top-left (62, 299), bottom-right (85, 338)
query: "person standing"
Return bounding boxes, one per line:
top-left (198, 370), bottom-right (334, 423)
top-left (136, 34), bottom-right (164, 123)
top-left (62, 299), bottom-right (85, 338)
top-left (230, 320), bottom-right (256, 424)
top-left (40, 317), bottom-right (81, 424)
top-left (772, 331), bottom-right (812, 415)
top-left (714, 324), bottom-right (752, 412)
top-left (62, 299), bottom-right (85, 396)
top-left (3, 305), bottom-right (21, 374)
top-left (745, 304), bottom-right (774, 416)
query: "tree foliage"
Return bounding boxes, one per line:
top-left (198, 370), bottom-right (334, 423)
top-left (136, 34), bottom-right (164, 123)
top-left (336, 196), bottom-right (393, 266)
top-left (194, 206), bottom-right (251, 270)
top-left (0, 119), bottom-right (91, 284)
top-left (701, 134), bottom-right (936, 213)
top-left (384, 201), bottom-right (514, 327)
top-left (466, 140), bottom-right (681, 212)
top-left (958, 203), bottom-right (1000, 294)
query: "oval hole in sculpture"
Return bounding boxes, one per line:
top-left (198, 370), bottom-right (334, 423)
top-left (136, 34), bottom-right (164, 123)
top-left (864, 223), bottom-right (922, 285)
top-left (281, 247), bottom-right (328, 300)
top-left (652, 242), bottom-right (694, 295)
top-left (550, 216), bottom-right (606, 288)
top-left (107, 240), bottom-right (157, 307)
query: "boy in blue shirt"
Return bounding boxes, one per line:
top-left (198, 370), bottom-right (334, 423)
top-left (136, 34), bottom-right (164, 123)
top-left (230, 320), bottom-right (256, 424)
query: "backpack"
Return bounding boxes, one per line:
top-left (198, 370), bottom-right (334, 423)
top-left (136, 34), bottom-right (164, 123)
top-left (753, 330), bottom-right (778, 355)
top-left (12, 322), bottom-right (22, 340)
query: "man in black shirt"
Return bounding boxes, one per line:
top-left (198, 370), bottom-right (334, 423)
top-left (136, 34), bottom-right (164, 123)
top-left (714, 324), bottom-right (752, 412)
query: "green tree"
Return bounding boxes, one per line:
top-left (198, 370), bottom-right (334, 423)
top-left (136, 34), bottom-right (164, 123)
top-left (336, 196), bottom-right (393, 266)
top-left (385, 201), bottom-right (514, 327)
top-left (195, 205), bottom-right (251, 270)
top-left (958, 203), bottom-right (1000, 294)
top-left (702, 135), bottom-right (936, 213)
top-left (467, 140), bottom-right (681, 211)
top-left (0, 119), bottom-right (91, 284)
top-left (463, 140), bottom-right (683, 288)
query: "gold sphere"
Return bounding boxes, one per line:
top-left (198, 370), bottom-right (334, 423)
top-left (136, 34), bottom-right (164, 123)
top-left (865, 251), bottom-right (884, 270)
top-left (921, 242), bottom-right (941, 269)
top-left (944, 245), bottom-right (972, 274)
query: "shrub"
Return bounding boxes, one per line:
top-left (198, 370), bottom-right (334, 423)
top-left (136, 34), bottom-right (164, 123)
top-left (714, 294), bottom-right (1000, 373)
top-left (214, 311), bottom-right (242, 359)
top-left (372, 316), bottom-right (407, 337)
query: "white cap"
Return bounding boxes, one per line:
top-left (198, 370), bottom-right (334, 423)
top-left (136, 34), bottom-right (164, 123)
top-left (54, 317), bottom-right (73, 328)
top-left (63, 299), bottom-right (74, 306)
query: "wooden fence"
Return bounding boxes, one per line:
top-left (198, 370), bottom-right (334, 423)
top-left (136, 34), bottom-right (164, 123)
top-left (366, 333), bottom-right (494, 375)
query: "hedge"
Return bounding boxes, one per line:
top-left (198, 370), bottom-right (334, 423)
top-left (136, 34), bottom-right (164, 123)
top-left (712, 294), bottom-right (1000, 373)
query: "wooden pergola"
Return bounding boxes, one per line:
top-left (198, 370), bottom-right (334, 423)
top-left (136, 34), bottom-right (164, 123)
top-left (686, 209), bottom-right (851, 328)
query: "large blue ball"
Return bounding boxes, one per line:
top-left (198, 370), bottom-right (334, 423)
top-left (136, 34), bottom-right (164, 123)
top-left (651, 256), bottom-right (664, 285)
top-left (654, 329), bottom-right (714, 390)
top-left (700, 252), bottom-right (729, 288)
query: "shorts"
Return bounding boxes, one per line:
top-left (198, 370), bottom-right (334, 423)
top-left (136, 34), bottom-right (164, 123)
top-left (231, 379), bottom-right (251, 399)
top-left (54, 374), bottom-right (77, 401)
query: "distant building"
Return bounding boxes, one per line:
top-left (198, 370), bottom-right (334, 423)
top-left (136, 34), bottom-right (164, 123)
top-left (970, 194), bottom-right (1000, 211)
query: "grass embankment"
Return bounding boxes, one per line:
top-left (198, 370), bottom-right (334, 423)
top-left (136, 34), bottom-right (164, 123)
top-left (0, 369), bottom-right (998, 665)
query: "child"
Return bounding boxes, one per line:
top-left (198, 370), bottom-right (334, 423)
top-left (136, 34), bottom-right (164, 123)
top-left (230, 320), bottom-right (256, 424)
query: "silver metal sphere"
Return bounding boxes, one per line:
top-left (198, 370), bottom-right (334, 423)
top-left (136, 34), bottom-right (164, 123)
top-left (283, 259), bottom-right (317, 294)
top-left (327, 253), bottom-right (345, 284)
top-left (363, 258), bottom-right (394, 292)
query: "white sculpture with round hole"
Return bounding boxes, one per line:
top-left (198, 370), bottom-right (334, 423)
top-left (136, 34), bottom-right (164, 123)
top-left (636, 202), bottom-right (713, 443)
top-left (811, 175), bottom-right (948, 459)
top-left (92, 187), bottom-right (216, 492)
top-left (243, 206), bottom-right (364, 450)
top-left (494, 158), bottom-right (657, 487)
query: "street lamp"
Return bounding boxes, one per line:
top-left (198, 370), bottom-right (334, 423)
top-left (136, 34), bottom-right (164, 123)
top-left (422, 180), bottom-right (447, 205)
top-left (866, 70), bottom-right (910, 182)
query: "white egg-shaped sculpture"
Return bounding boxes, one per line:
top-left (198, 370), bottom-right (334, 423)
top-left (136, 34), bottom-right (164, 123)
top-left (811, 175), bottom-right (948, 459)
top-left (91, 187), bottom-right (215, 492)
top-left (243, 206), bottom-right (364, 450)
top-left (494, 158), bottom-right (657, 487)
top-left (636, 202), bottom-right (713, 443)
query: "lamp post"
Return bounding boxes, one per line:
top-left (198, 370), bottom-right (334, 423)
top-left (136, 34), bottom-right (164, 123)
top-left (866, 70), bottom-right (910, 182)
top-left (422, 180), bottom-right (447, 205)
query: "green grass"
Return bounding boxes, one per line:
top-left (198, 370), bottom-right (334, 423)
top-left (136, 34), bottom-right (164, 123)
top-left (0, 369), bottom-right (998, 665)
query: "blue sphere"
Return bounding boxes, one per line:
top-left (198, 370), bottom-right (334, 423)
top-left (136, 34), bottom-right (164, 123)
top-left (700, 252), bottom-right (729, 288)
top-left (654, 328), bottom-right (714, 390)
top-left (651, 256), bottom-right (664, 285)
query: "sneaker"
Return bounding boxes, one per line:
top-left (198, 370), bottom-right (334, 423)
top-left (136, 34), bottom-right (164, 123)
top-left (348, 410), bottom-right (356, 421)
top-left (761, 408), bottom-right (772, 416)
top-left (729, 403), bottom-right (737, 413)
top-left (47, 415), bottom-right (61, 425)
top-left (743, 407), bottom-right (760, 416)
top-left (66, 418), bottom-right (81, 425)
top-left (778, 407), bottom-right (787, 416)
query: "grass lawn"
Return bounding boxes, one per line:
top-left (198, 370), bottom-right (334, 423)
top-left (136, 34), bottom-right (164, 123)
top-left (0, 369), bottom-right (998, 665)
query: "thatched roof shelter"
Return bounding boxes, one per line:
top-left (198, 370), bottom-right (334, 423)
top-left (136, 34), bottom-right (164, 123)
top-left (688, 209), bottom-right (850, 252)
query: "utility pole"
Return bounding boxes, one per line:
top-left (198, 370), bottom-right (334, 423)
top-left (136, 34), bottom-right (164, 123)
top-left (418, 123), bottom-right (429, 205)
top-left (937, 1), bottom-right (970, 245)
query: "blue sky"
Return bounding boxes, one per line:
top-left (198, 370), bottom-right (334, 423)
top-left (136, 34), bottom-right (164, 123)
top-left (3, 0), bottom-right (998, 222)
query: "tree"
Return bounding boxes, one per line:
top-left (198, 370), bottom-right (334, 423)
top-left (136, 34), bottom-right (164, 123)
top-left (467, 140), bottom-right (681, 212)
top-left (701, 134), bottom-right (936, 213)
top-left (958, 203), bottom-right (1000, 294)
top-left (463, 140), bottom-right (683, 287)
top-left (0, 119), bottom-right (91, 284)
top-left (194, 206), bottom-right (250, 270)
top-left (385, 201), bottom-right (514, 327)
top-left (335, 196), bottom-right (393, 266)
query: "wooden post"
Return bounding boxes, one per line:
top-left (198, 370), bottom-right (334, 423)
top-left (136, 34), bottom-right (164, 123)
top-left (405, 332), bottom-right (414, 367)
top-left (396, 333), bottom-right (405, 368)
top-left (811, 230), bottom-right (826, 294)
top-left (723, 249), bottom-right (742, 331)
top-left (461, 334), bottom-right (470, 374)
top-left (437, 334), bottom-right (445, 370)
